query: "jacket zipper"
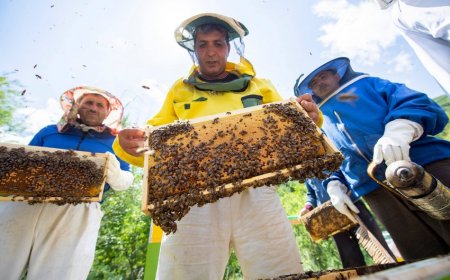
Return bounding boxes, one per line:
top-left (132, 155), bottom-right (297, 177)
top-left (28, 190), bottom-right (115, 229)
top-left (333, 111), bottom-right (371, 163)
top-left (76, 132), bottom-right (87, 150)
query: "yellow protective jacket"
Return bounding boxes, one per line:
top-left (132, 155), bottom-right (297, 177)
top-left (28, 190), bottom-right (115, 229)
top-left (147, 78), bottom-right (281, 125)
top-left (113, 60), bottom-right (321, 166)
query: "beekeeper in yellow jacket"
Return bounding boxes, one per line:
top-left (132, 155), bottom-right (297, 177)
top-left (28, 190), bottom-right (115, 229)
top-left (114, 13), bottom-right (321, 280)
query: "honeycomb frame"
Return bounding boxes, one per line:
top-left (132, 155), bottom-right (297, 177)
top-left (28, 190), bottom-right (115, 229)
top-left (142, 99), bottom-right (344, 233)
top-left (0, 143), bottom-right (108, 204)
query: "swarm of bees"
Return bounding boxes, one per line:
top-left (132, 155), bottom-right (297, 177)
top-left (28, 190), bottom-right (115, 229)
top-left (145, 101), bottom-right (343, 234)
top-left (262, 269), bottom-right (361, 280)
top-left (300, 200), bottom-right (356, 242)
top-left (263, 262), bottom-right (405, 279)
top-left (0, 146), bottom-right (105, 205)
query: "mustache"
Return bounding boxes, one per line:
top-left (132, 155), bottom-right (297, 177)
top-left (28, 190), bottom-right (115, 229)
top-left (78, 108), bottom-right (97, 113)
top-left (318, 84), bottom-right (328, 91)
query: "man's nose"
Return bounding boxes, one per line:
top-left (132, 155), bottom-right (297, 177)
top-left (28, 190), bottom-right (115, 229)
top-left (206, 46), bottom-right (215, 56)
top-left (87, 105), bottom-right (98, 112)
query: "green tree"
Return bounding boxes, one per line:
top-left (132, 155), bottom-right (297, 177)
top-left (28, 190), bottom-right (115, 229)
top-left (88, 167), bottom-right (151, 280)
top-left (0, 75), bottom-right (23, 132)
top-left (278, 181), bottom-right (343, 271)
top-left (434, 95), bottom-right (450, 139)
top-left (222, 180), bottom-right (378, 279)
top-left (80, 95), bottom-right (450, 280)
top-left (223, 251), bottom-right (243, 280)
top-left (221, 181), bottom-right (345, 280)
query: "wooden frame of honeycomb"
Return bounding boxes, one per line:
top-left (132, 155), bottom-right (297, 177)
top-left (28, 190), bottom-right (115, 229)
top-left (141, 99), bottom-right (344, 233)
top-left (300, 201), bottom-right (397, 264)
top-left (299, 200), bottom-right (357, 242)
top-left (0, 143), bottom-right (108, 204)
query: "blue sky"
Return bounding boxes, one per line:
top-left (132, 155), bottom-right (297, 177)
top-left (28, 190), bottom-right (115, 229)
top-left (1, 0), bottom-right (447, 142)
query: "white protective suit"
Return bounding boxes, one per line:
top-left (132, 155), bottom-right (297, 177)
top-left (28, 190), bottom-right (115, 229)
top-left (0, 155), bottom-right (132, 280)
top-left (0, 202), bottom-right (103, 280)
top-left (0, 87), bottom-right (132, 280)
top-left (133, 13), bottom-right (304, 279)
top-left (392, 0), bottom-right (450, 96)
top-left (156, 186), bottom-right (302, 280)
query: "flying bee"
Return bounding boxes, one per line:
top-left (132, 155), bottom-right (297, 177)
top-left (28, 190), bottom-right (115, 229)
top-left (337, 92), bottom-right (359, 102)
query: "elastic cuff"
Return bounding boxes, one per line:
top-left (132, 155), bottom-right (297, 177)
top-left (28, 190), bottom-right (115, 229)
top-left (317, 110), bottom-right (323, 128)
top-left (112, 138), bottom-right (145, 167)
top-left (304, 203), bottom-right (314, 211)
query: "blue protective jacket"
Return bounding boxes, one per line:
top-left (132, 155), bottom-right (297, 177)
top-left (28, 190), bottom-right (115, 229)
top-left (305, 169), bottom-right (351, 206)
top-left (320, 75), bottom-right (450, 199)
top-left (29, 125), bottom-right (130, 195)
top-left (305, 178), bottom-right (329, 207)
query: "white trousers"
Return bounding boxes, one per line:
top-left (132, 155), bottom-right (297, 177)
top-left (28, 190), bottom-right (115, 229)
top-left (0, 202), bottom-right (103, 280)
top-left (392, 0), bottom-right (450, 95)
top-left (156, 186), bottom-right (303, 280)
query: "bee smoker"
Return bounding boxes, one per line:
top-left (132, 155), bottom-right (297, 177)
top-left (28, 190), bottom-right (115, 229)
top-left (385, 160), bottom-right (450, 220)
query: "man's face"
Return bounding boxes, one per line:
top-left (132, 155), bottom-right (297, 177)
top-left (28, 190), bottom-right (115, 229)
top-left (309, 70), bottom-right (340, 99)
top-left (194, 30), bottom-right (230, 80)
top-left (77, 94), bottom-right (110, 126)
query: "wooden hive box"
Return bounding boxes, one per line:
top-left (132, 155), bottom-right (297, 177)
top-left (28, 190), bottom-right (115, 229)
top-left (299, 201), bottom-right (397, 265)
top-left (262, 269), bottom-right (359, 280)
top-left (0, 143), bottom-right (108, 204)
top-left (268, 255), bottom-right (450, 279)
top-left (142, 100), bottom-right (344, 233)
top-left (299, 200), bottom-right (358, 242)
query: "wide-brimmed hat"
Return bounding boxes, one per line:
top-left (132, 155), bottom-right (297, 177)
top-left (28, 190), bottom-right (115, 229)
top-left (57, 86), bottom-right (123, 135)
top-left (294, 57), bottom-right (350, 97)
top-left (175, 12), bottom-right (249, 52)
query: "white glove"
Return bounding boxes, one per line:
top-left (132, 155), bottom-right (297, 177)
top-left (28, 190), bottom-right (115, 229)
top-left (327, 180), bottom-right (359, 223)
top-left (106, 152), bottom-right (134, 191)
top-left (373, 119), bottom-right (423, 166)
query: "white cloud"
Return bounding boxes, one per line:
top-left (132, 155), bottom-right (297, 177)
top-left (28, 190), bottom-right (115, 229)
top-left (0, 129), bottom-right (28, 144)
top-left (313, 0), bottom-right (399, 65)
top-left (0, 98), bottom-right (61, 144)
top-left (389, 52), bottom-right (413, 73)
top-left (16, 98), bottom-right (62, 136)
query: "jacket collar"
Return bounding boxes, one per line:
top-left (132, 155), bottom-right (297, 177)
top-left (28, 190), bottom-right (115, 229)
top-left (183, 56), bottom-right (255, 92)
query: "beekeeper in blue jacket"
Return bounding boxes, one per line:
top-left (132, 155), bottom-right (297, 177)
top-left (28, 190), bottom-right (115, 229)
top-left (294, 57), bottom-right (450, 261)
top-left (0, 86), bottom-right (133, 280)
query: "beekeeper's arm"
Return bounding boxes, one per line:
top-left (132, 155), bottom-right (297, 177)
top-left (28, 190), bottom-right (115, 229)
top-left (371, 78), bottom-right (447, 165)
top-left (299, 180), bottom-right (317, 216)
top-left (113, 86), bottom-right (179, 167)
top-left (105, 152), bottom-right (134, 191)
top-left (295, 94), bottom-right (323, 127)
top-left (373, 119), bottom-right (423, 166)
top-left (326, 180), bottom-right (359, 223)
top-left (261, 79), bottom-right (323, 127)
top-left (324, 171), bottom-right (359, 223)
top-left (113, 128), bottom-right (146, 167)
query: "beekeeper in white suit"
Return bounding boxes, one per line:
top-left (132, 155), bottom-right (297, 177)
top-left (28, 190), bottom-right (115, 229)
top-left (114, 13), bottom-right (322, 280)
top-left (377, 0), bottom-right (450, 96)
top-left (0, 86), bottom-right (133, 280)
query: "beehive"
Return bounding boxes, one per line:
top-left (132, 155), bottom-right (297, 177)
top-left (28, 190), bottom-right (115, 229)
top-left (264, 262), bottom-right (406, 280)
top-left (0, 143), bottom-right (108, 204)
top-left (266, 255), bottom-right (450, 279)
top-left (142, 100), bottom-right (344, 233)
top-left (299, 201), bottom-right (397, 265)
top-left (299, 200), bottom-right (357, 242)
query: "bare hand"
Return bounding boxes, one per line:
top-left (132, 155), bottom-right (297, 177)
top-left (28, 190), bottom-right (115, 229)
top-left (296, 94), bottom-right (320, 125)
top-left (299, 207), bottom-right (311, 217)
top-left (118, 128), bottom-right (146, 157)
